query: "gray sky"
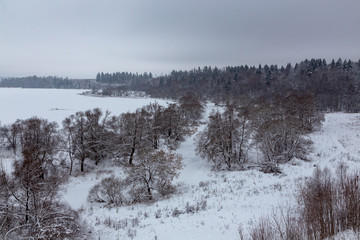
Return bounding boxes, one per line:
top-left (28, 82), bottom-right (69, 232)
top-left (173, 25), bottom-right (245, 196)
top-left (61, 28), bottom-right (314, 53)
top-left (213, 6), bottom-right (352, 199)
top-left (1, 0), bottom-right (360, 78)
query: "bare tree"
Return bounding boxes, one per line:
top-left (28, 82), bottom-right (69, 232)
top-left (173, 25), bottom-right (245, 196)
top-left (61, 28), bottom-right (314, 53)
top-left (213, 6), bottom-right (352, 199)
top-left (0, 117), bottom-right (88, 239)
top-left (141, 102), bottom-right (165, 150)
top-left (83, 108), bottom-right (111, 165)
top-left (1, 162), bottom-right (87, 239)
top-left (118, 109), bottom-right (152, 165)
top-left (252, 93), bottom-right (321, 164)
top-left (281, 92), bottom-right (324, 133)
top-left (196, 104), bottom-right (251, 170)
top-left (160, 103), bottom-right (190, 149)
top-left (62, 108), bottom-right (111, 172)
top-left (0, 121), bottom-right (21, 153)
top-left (178, 92), bottom-right (205, 126)
top-left (125, 150), bottom-right (183, 201)
top-left (17, 117), bottom-right (60, 179)
top-left (255, 118), bottom-right (310, 163)
top-left (62, 111), bottom-right (88, 172)
top-left (88, 176), bottom-right (129, 205)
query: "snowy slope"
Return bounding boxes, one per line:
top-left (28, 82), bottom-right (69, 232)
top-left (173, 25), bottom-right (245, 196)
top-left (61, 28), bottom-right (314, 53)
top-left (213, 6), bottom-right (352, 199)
top-left (2, 89), bottom-right (359, 239)
top-left (62, 107), bottom-right (360, 239)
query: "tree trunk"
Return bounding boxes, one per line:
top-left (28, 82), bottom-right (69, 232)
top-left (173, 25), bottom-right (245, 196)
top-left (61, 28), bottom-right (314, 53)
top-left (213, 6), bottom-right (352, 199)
top-left (147, 186), bottom-right (152, 200)
top-left (129, 147), bottom-right (135, 165)
top-left (25, 187), bottom-right (29, 223)
top-left (69, 155), bottom-right (73, 175)
top-left (81, 156), bottom-right (84, 172)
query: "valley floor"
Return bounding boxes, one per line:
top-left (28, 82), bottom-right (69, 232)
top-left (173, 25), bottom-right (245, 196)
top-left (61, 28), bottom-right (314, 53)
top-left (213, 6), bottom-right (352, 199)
top-left (62, 111), bottom-right (360, 240)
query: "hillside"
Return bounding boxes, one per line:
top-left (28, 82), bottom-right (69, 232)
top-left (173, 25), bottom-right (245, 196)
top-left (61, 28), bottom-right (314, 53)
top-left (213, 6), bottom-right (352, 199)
top-left (62, 107), bottom-right (360, 240)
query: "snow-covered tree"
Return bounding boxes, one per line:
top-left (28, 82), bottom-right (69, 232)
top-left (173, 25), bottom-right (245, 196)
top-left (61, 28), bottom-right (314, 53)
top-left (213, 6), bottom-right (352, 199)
top-left (0, 121), bottom-right (21, 153)
top-left (178, 92), bottom-right (205, 126)
top-left (62, 108), bottom-right (111, 172)
top-left (160, 103), bottom-right (190, 149)
top-left (117, 109), bottom-right (152, 165)
top-left (126, 150), bottom-right (183, 201)
top-left (0, 117), bottom-right (88, 239)
top-left (196, 104), bottom-right (251, 170)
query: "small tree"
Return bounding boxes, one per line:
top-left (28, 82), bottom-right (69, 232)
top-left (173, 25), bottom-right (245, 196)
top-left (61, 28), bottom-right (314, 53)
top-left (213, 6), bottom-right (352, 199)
top-left (0, 121), bottom-right (21, 153)
top-left (160, 103), bottom-right (190, 149)
top-left (178, 92), bottom-right (205, 126)
top-left (62, 111), bottom-right (88, 172)
top-left (253, 93), bottom-right (321, 164)
top-left (1, 164), bottom-right (86, 239)
top-left (62, 108), bottom-right (111, 172)
top-left (0, 117), bottom-right (87, 239)
top-left (83, 108), bottom-right (111, 165)
top-left (141, 102), bottom-right (165, 150)
top-left (196, 104), bottom-right (251, 170)
top-left (118, 109), bottom-right (151, 164)
top-left (255, 118), bottom-right (310, 163)
top-left (126, 150), bottom-right (183, 201)
top-left (88, 176), bottom-right (129, 205)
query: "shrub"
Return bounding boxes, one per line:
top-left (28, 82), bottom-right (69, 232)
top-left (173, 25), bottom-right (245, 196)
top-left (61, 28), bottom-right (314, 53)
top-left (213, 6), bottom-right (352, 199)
top-left (125, 150), bottom-right (183, 201)
top-left (243, 166), bottom-right (360, 240)
top-left (88, 176), bottom-right (129, 205)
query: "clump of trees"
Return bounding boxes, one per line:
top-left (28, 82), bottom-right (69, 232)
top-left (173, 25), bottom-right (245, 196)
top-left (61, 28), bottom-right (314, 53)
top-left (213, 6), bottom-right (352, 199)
top-left (88, 150), bottom-right (183, 205)
top-left (58, 94), bottom-right (203, 174)
top-left (196, 91), bottom-right (324, 171)
top-left (253, 93), bottom-right (323, 164)
top-left (0, 117), bottom-right (88, 239)
top-left (196, 103), bottom-right (252, 170)
top-left (0, 93), bottom-right (204, 216)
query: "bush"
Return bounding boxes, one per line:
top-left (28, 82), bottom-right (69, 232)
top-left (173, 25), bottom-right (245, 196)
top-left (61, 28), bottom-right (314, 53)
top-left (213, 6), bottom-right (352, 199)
top-left (88, 150), bottom-right (183, 205)
top-left (125, 150), bottom-right (183, 201)
top-left (243, 166), bottom-right (360, 240)
top-left (259, 163), bottom-right (281, 174)
top-left (88, 176), bottom-right (130, 205)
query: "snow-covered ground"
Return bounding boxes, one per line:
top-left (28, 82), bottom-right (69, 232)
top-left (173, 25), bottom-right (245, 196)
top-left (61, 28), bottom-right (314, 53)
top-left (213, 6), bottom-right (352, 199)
top-left (0, 88), bottom-right (171, 125)
top-left (2, 89), bottom-right (360, 239)
top-left (64, 110), bottom-right (360, 238)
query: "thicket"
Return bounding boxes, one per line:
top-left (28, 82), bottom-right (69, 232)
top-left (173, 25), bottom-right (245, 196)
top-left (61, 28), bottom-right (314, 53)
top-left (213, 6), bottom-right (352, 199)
top-left (196, 91), bottom-right (324, 171)
top-left (0, 118), bottom-right (89, 239)
top-left (88, 150), bottom-right (183, 205)
top-left (240, 164), bottom-right (360, 240)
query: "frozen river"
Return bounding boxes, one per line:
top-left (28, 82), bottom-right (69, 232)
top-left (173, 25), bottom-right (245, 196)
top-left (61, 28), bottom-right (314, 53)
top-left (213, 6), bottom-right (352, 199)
top-left (0, 88), bottom-right (171, 125)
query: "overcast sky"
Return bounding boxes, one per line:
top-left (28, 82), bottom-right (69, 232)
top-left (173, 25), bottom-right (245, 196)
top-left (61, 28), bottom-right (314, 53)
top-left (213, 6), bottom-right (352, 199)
top-left (0, 0), bottom-right (360, 78)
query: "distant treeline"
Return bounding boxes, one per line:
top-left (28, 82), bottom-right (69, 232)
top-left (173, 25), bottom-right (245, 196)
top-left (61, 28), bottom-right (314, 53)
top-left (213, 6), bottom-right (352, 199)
top-left (2, 58), bottom-right (360, 112)
top-left (0, 76), bottom-right (94, 89)
top-left (121, 58), bottom-right (360, 113)
top-left (96, 71), bottom-right (152, 85)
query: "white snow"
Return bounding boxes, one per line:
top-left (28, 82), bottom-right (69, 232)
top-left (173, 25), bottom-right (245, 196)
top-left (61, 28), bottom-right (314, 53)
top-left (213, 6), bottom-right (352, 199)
top-left (0, 88), bottom-right (171, 125)
top-left (2, 88), bottom-right (360, 239)
top-left (63, 110), bottom-right (360, 240)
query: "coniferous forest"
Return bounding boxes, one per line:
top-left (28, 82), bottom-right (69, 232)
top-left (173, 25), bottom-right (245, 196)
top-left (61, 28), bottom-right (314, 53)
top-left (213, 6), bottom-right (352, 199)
top-left (99, 58), bottom-right (360, 112)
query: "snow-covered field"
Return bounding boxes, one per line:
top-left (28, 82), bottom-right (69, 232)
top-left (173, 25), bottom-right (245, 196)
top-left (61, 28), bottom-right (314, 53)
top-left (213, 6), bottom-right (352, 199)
top-left (0, 88), bottom-right (171, 125)
top-left (1, 88), bottom-right (360, 239)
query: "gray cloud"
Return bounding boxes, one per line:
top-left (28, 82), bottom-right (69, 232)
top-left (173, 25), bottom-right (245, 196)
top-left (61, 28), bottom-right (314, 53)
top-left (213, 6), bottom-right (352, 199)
top-left (0, 0), bottom-right (359, 78)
